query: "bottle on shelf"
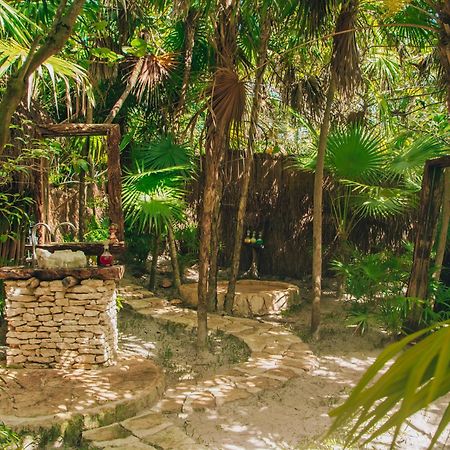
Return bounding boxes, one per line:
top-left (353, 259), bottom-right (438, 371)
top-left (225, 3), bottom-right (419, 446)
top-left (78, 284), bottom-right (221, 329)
top-left (256, 232), bottom-right (264, 247)
top-left (250, 231), bottom-right (257, 244)
top-left (98, 241), bottom-right (113, 267)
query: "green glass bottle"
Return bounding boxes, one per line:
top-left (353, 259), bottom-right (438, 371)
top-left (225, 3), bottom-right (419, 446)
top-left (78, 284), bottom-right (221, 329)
top-left (250, 231), bottom-right (257, 244)
top-left (256, 232), bottom-right (264, 246)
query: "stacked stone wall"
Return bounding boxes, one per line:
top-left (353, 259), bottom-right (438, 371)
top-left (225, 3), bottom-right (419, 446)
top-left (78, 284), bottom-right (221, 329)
top-left (4, 278), bottom-right (118, 369)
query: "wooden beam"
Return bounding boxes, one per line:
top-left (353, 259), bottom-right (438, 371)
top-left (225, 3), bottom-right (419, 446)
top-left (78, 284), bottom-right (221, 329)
top-left (37, 123), bottom-right (118, 137)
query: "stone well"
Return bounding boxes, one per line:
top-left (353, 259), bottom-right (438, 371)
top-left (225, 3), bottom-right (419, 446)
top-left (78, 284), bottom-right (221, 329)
top-left (180, 279), bottom-right (300, 317)
top-left (0, 265), bottom-right (124, 369)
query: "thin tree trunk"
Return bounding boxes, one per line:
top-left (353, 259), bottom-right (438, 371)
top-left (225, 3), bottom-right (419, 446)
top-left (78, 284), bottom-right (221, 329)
top-left (0, 0), bottom-right (86, 155)
top-left (207, 183), bottom-right (222, 312)
top-left (174, 9), bottom-right (199, 135)
top-left (433, 169), bottom-right (450, 281)
top-left (104, 58), bottom-right (144, 124)
top-left (167, 222), bottom-right (182, 293)
top-left (197, 141), bottom-right (222, 348)
top-left (79, 104), bottom-right (93, 240)
top-left (149, 233), bottom-right (160, 291)
top-left (224, 14), bottom-right (271, 315)
top-left (310, 76), bottom-right (336, 339)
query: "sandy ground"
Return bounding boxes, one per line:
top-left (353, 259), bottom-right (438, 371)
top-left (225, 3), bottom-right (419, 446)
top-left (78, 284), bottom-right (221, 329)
top-left (169, 288), bottom-right (450, 450)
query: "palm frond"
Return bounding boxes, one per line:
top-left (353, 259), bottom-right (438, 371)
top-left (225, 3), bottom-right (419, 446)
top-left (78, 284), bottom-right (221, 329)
top-left (328, 320), bottom-right (450, 449)
top-left (122, 166), bottom-right (186, 234)
top-left (343, 179), bottom-right (415, 218)
top-left (326, 125), bottom-right (385, 181)
top-left (332, 0), bottom-right (361, 94)
top-left (389, 136), bottom-right (449, 175)
top-left (0, 39), bottom-right (91, 109)
top-left (0, 0), bottom-right (37, 44)
top-left (210, 67), bottom-right (247, 130)
top-left (131, 135), bottom-right (194, 173)
top-left (295, 0), bottom-right (337, 37)
top-left (132, 53), bottom-right (178, 103)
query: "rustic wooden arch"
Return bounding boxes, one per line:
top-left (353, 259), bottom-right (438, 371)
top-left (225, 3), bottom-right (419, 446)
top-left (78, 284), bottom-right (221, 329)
top-left (37, 123), bottom-right (124, 241)
top-left (407, 155), bottom-right (450, 306)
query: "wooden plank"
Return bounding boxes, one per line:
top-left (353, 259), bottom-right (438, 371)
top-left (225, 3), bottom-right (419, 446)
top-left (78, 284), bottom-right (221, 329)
top-left (24, 242), bottom-right (126, 256)
top-left (37, 123), bottom-right (118, 137)
top-left (0, 264), bottom-right (125, 281)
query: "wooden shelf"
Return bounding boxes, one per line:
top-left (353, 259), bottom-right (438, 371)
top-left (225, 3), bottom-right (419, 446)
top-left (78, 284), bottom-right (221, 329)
top-left (24, 242), bottom-right (126, 256)
top-left (0, 265), bottom-right (125, 281)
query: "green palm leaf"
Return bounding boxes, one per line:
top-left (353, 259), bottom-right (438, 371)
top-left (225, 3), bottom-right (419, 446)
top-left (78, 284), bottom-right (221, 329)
top-left (342, 179), bottom-right (414, 218)
top-left (132, 136), bottom-right (194, 173)
top-left (0, 0), bottom-right (36, 44)
top-left (0, 39), bottom-right (90, 91)
top-left (326, 125), bottom-right (385, 181)
top-left (389, 136), bottom-right (449, 175)
top-left (328, 320), bottom-right (450, 449)
top-left (122, 167), bottom-right (186, 234)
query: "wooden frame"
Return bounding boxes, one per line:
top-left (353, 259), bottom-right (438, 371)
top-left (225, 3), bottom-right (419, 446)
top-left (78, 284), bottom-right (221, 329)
top-left (407, 155), bottom-right (450, 301)
top-left (37, 124), bottom-right (124, 241)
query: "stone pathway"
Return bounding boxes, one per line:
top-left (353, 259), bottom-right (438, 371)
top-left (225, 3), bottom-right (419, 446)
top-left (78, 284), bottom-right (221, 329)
top-left (83, 283), bottom-right (317, 449)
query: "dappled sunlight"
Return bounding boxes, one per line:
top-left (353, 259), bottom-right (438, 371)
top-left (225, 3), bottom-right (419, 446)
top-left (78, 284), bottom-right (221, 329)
top-left (0, 354), bottom-right (163, 421)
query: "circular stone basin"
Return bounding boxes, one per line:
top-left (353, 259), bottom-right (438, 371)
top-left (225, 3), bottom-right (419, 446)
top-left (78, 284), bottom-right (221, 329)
top-left (179, 280), bottom-right (300, 317)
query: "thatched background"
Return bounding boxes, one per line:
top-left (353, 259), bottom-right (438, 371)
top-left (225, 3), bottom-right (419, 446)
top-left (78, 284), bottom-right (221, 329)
top-left (192, 153), bottom-right (415, 278)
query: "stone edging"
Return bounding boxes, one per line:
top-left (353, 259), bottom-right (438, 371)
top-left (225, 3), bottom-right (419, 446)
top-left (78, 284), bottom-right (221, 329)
top-left (83, 283), bottom-right (318, 449)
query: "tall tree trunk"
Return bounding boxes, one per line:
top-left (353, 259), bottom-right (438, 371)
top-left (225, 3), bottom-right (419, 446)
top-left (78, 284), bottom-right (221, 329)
top-left (174, 9), bottom-right (199, 135)
top-left (196, 0), bottom-right (239, 350)
top-left (224, 14), bottom-right (271, 315)
top-left (0, 0), bottom-right (87, 155)
top-left (104, 58), bottom-right (144, 124)
top-left (167, 222), bottom-right (182, 293)
top-left (310, 76), bottom-right (336, 339)
top-left (149, 233), bottom-right (160, 291)
top-left (433, 169), bottom-right (450, 281)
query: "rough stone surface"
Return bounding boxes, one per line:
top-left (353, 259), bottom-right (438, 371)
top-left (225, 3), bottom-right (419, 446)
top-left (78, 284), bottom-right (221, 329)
top-left (83, 281), bottom-right (315, 449)
top-left (4, 278), bottom-right (119, 369)
top-left (179, 279), bottom-right (300, 317)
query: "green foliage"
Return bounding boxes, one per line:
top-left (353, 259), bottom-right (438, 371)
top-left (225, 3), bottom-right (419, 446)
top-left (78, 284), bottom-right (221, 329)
top-left (328, 320), bottom-right (450, 449)
top-left (124, 232), bottom-right (152, 266)
top-left (332, 247), bottom-right (411, 304)
top-left (0, 421), bottom-right (21, 448)
top-left (83, 217), bottom-right (110, 243)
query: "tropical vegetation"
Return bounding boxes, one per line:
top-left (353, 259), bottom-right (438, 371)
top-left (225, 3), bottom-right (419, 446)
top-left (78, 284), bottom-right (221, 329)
top-left (0, 0), bottom-right (449, 448)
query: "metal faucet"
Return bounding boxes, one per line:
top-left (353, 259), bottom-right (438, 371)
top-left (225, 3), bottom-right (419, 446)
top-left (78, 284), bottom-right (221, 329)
top-left (31, 222), bottom-right (52, 267)
top-left (53, 222), bottom-right (76, 242)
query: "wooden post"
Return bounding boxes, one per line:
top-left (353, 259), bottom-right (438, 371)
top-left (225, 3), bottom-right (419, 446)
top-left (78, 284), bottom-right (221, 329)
top-left (106, 125), bottom-right (124, 241)
top-left (406, 156), bottom-right (450, 327)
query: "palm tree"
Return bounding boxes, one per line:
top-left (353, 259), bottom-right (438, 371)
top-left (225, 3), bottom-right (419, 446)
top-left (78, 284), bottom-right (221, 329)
top-left (123, 136), bottom-right (193, 291)
top-left (196, 0), bottom-right (244, 349)
top-left (310, 0), bottom-right (361, 338)
top-left (122, 165), bottom-right (186, 291)
top-left (224, 6), bottom-right (272, 315)
top-left (0, 0), bottom-right (87, 154)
